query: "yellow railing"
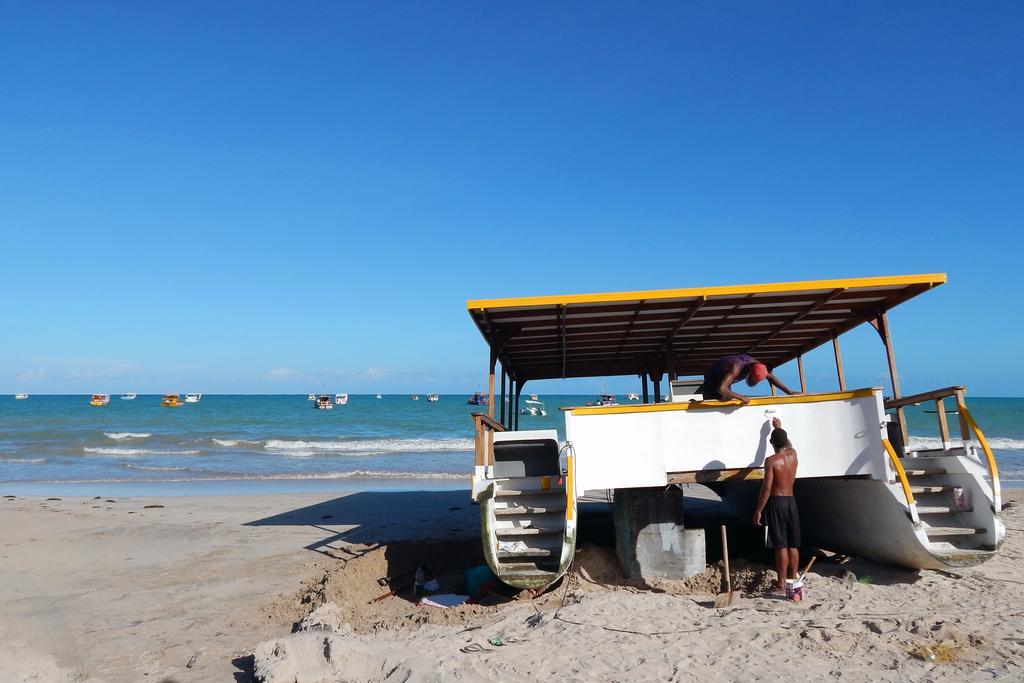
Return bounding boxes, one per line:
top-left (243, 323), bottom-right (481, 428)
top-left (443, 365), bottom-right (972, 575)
top-left (957, 402), bottom-right (1002, 513)
top-left (565, 448), bottom-right (575, 524)
top-left (883, 438), bottom-right (920, 524)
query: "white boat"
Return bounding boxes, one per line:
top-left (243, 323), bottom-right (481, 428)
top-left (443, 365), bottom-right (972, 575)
top-left (466, 274), bottom-right (1005, 590)
top-left (307, 394), bottom-right (316, 401)
top-left (626, 393), bottom-right (640, 401)
top-left (120, 393), bottom-right (137, 400)
top-left (314, 394), bottom-right (334, 410)
top-left (529, 394), bottom-right (539, 401)
top-left (520, 399), bottom-right (547, 417)
top-left (587, 393), bottom-right (618, 407)
top-left (185, 393), bottom-right (202, 403)
top-left (335, 393), bottom-right (349, 405)
top-left (375, 393), bottom-right (382, 400)
top-left (14, 393), bottom-right (28, 400)
top-left (410, 394), bottom-right (420, 401)
top-left (427, 394), bottom-right (439, 402)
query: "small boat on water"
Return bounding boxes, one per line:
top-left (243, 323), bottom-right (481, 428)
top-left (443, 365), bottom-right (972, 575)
top-left (335, 393), bottom-right (349, 405)
top-left (314, 394), bottom-right (334, 410)
top-left (467, 392), bottom-right (489, 406)
top-left (410, 394), bottom-right (420, 401)
top-left (89, 394), bottom-right (110, 407)
top-left (529, 394), bottom-right (539, 401)
top-left (185, 393), bottom-right (202, 403)
top-left (586, 393), bottom-right (618, 407)
top-left (520, 399), bottom-right (547, 417)
top-left (307, 394), bottom-right (316, 401)
top-left (427, 394), bottom-right (440, 402)
top-left (375, 393), bottom-right (382, 400)
top-left (161, 394), bottom-right (183, 407)
top-left (626, 393), bottom-right (640, 401)
top-left (120, 393), bottom-right (137, 400)
top-left (14, 393), bottom-right (28, 400)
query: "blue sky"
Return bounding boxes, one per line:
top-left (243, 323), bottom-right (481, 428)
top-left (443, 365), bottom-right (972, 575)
top-left (1, 2), bottom-right (1021, 396)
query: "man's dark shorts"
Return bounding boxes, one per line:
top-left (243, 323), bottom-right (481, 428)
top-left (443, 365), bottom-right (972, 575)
top-left (765, 495), bottom-right (801, 548)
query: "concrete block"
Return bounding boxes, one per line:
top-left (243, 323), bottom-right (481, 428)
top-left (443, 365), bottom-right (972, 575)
top-left (614, 487), bottom-right (706, 580)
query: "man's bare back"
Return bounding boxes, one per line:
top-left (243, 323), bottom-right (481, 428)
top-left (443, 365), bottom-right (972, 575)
top-left (764, 444), bottom-right (797, 497)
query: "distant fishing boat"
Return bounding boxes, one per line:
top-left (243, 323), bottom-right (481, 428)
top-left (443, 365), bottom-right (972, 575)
top-left (185, 393), bottom-right (202, 403)
top-left (314, 394), bottom-right (334, 410)
top-left (427, 393), bottom-right (439, 402)
top-left (529, 394), bottom-right (539, 401)
top-left (410, 394), bottom-right (420, 401)
top-left (120, 393), bottom-right (137, 400)
top-left (89, 394), bottom-right (110, 407)
top-left (375, 393), bottom-right (382, 400)
top-left (587, 394), bottom-right (618, 407)
top-left (520, 399), bottom-right (547, 417)
top-left (335, 393), bottom-right (349, 405)
top-left (307, 394), bottom-right (316, 401)
top-left (467, 392), bottom-right (489, 406)
top-left (14, 393), bottom-right (28, 400)
top-left (161, 394), bottom-right (183, 407)
top-left (626, 393), bottom-right (640, 401)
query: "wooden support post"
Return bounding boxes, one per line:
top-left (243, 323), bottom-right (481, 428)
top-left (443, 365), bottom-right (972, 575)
top-left (651, 371), bottom-right (663, 403)
top-left (935, 397), bottom-right (950, 449)
top-left (770, 382), bottom-right (777, 396)
top-left (514, 381), bottom-right (522, 430)
top-left (877, 311), bottom-right (908, 448)
top-left (666, 353), bottom-right (676, 382)
top-left (499, 366), bottom-right (506, 426)
top-left (954, 387), bottom-right (970, 445)
top-left (474, 416), bottom-right (484, 466)
top-left (641, 374), bottom-right (649, 403)
top-left (832, 336), bottom-right (846, 391)
top-left (797, 355), bottom-right (807, 394)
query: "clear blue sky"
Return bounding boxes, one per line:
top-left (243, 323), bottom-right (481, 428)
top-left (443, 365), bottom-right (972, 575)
top-left (1, 2), bottom-right (1021, 396)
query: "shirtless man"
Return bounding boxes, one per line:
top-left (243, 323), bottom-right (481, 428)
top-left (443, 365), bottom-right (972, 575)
top-left (753, 417), bottom-right (801, 594)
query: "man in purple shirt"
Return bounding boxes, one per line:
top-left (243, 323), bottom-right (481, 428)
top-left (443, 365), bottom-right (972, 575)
top-left (698, 354), bottom-right (798, 404)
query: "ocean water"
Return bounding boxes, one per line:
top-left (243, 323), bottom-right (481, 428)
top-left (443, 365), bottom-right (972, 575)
top-left (1, 394), bottom-right (1022, 494)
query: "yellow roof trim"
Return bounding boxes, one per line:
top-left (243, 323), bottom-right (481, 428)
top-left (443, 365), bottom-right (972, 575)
top-left (467, 273), bottom-right (946, 311)
top-left (569, 388), bottom-right (880, 416)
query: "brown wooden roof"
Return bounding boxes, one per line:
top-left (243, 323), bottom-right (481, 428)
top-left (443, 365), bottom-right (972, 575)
top-left (467, 274), bottom-right (945, 381)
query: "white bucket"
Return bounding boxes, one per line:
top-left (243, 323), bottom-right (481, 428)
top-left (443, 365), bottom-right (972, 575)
top-left (785, 578), bottom-right (804, 601)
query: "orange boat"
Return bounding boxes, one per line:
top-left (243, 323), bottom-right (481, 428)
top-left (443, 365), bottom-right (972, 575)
top-left (161, 394), bottom-right (183, 407)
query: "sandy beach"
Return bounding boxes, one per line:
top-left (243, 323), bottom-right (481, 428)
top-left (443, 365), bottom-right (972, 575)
top-left (1, 487), bottom-right (1022, 682)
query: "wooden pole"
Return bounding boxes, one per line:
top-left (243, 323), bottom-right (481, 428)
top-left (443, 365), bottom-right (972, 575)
top-left (954, 387), bottom-right (970, 445)
top-left (487, 351), bottom-right (496, 420)
top-left (514, 381), bottom-right (522, 430)
top-left (652, 371), bottom-right (662, 403)
top-left (935, 397), bottom-right (950, 449)
top-left (832, 336), bottom-right (846, 391)
top-left (797, 355), bottom-right (807, 394)
top-left (641, 374), bottom-right (649, 403)
top-left (499, 366), bottom-right (506, 426)
top-left (878, 311), bottom-right (908, 449)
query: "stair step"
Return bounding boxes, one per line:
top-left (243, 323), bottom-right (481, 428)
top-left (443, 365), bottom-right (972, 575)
top-left (497, 548), bottom-right (555, 559)
top-left (903, 468), bottom-right (948, 476)
top-left (910, 485), bottom-right (956, 494)
top-left (495, 526), bottom-right (563, 536)
top-left (925, 526), bottom-right (985, 537)
top-left (495, 488), bottom-right (564, 497)
top-left (494, 504), bottom-right (567, 516)
top-left (917, 505), bottom-right (971, 515)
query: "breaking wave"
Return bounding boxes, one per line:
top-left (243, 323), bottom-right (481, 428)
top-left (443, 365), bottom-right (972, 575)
top-left (262, 438), bottom-right (474, 454)
top-left (908, 436), bottom-right (1024, 451)
top-left (122, 463), bottom-right (192, 472)
top-left (24, 470), bottom-right (467, 484)
top-left (211, 438), bottom-right (262, 447)
top-left (83, 447), bottom-right (201, 456)
top-left (3, 457), bottom-right (47, 464)
top-left (104, 432), bottom-right (152, 441)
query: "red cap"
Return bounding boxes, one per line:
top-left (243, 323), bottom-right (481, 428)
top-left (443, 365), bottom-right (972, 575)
top-left (750, 363), bottom-right (769, 382)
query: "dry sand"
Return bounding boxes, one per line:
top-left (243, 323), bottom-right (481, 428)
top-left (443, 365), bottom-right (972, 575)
top-left (1, 488), bottom-right (1022, 682)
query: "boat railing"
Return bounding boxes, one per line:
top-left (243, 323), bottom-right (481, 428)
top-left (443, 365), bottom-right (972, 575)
top-left (885, 385), bottom-right (1001, 513)
top-left (472, 412), bottom-right (505, 467)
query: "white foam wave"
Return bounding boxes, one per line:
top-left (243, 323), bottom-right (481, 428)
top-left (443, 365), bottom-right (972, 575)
top-left (263, 438), bottom-right (474, 454)
top-left (3, 457), bottom-right (47, 464)
top-left (212, 438), bottom-right (262, 447)
top-left (104, 432), bottom-right (152, 441)
top-left (908, 436), bottom-right (1024, 451)
top-left (123, 463), bottom-right (192, 472)
top-left (84, 447), bottom-right (201, 456)
top-left (22, 471), bottom-right (467, 484)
